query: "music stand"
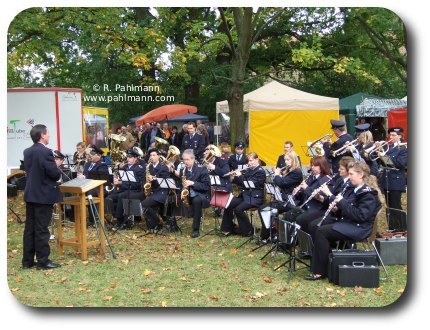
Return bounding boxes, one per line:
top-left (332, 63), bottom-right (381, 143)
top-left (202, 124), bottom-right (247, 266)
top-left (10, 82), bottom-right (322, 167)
top-left (237, 179), bottom-right (256, 249)
top-left (119, 170), bottom-right (138, 229)
top-left (201, 175), bottom-right (225, 240)
top-left (156, 178), bottom-right (180, 236)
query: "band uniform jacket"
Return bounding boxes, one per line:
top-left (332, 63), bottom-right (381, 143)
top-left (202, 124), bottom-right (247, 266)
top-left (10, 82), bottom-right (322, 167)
top-left (23, 143), bottom-right (62, 205)
top-left (182, 164), bottom-right (211, 208)
top-left (119, 163), bottom-right (145, 192)
top-left (233, 165), bottom-right (266, 207)
top-left (207, 157), bottom-right (232, 192)
top-left (332, 185), bottom-right (381, 241)
top-left (355, 142), bottom-right (379, 176)
top-left (323, 133), bottom-right (353, 172)
top-left (296, 174), bottom-right (331, 211)
top-left (378, 144), bottom-right (407, 192)
top-left (228, 153), bottom-right (248, 171)
top-left (181, 133), bottom-right (205, 160)
top-left (83, 160), bottom-right (109, 196)
top-left (147, 162), bottom-right (170, 203)
top-left (273, 168), bottom-right (303, 201)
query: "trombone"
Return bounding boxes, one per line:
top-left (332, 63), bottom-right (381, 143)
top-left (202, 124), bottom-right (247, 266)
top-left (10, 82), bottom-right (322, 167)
top-left (332, 139), bottom-right (359, 157)
top-left (306, 133), bottom-right (333, 157)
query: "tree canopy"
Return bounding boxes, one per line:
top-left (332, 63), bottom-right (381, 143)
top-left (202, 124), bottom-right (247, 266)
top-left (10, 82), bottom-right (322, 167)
top-left (8, 7), bottom-right (406, 143)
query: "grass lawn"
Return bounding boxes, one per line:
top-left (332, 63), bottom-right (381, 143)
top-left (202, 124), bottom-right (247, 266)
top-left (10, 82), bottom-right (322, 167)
top-left (6, 193), bottom-right (407, 308)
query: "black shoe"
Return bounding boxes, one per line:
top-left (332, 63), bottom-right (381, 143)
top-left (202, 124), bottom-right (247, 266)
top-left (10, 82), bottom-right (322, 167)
top-left (22, 263), bottom-right (35, 270)
top-left (221, 231), bottom-right (232, 237)
top-left (255, 238), bottom-right (268, 245)
top-left (37, 262), bottom-right (61, 270)
top-left (298, 252), bottom-right (311, 259)
top-left (304, 274), bottom-right (325, 281)
top-left (191, 230), bottom-right (199, 238)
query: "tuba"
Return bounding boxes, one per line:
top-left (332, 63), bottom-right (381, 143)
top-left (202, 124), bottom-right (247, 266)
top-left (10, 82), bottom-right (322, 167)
top-left (202, 145), bottom-right (221, 165)
top-left (165, 145), bottom-right (180, 164)
top-left (133, 146), bottom-right (144, 158)
top-left (181, 171), bottom-right (190, 207)
top-left (110, 134), bottom-right (127, 165)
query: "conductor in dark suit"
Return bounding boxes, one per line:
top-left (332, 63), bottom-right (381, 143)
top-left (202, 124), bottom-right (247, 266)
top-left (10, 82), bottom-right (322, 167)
top-left (22, 124), bottom-right (62, 270)
top-left (323, 119), bottom-right (353, 173)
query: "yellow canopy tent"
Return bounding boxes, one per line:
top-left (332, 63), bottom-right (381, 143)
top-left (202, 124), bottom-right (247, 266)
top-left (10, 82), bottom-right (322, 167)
top-left (216, 81), bottom-right (339, 166)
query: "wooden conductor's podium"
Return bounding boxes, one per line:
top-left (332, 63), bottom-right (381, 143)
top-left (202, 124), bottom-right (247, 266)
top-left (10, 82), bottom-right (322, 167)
top-left (57, 178), bottom-right (106, 260)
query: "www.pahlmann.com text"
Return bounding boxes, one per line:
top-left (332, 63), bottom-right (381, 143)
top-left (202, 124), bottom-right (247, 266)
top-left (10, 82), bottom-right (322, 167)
top-left (83, 94), bottom-right (175, 104)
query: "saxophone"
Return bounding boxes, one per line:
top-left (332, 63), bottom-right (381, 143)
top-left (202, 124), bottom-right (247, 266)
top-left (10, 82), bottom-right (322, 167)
top-left (144, 163), bottom-right (152, 197)
top-left (181, 172), bottom-right (190, 207)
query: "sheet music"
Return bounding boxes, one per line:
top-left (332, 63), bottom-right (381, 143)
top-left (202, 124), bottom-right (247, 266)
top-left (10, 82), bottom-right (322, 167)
top-left (210, 175), bottom-right (221, 185)
top-left (119, 170), bottom-right (136, 182)
top-left (243, 180), bottom-right (255, 188)
top-left (238, 164), bottom-right (248, 170)
top-left (274, 186), bottom-right (283, 202)
top-left (157, 178), bottom-right (178, 189)
top-left (260, 209), bottom-right (272, 229)
top-left (108, 167), bottom-right (113, 175)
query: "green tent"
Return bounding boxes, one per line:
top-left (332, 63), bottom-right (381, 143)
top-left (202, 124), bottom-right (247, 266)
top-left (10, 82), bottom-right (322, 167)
top-left (339, 93), bottom-right (382, 135)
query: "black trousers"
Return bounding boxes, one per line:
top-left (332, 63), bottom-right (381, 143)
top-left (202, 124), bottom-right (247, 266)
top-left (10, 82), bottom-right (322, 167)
top-left (310, 223), bottom-right (350, 276)
top-left (190, 195), bottom-right (204, 231)
top-left (384, 190), bottom-right (405, 230)
top-left (296, 209), bottom-right (326, 234)
top-left (110, 190), bottom-right (145, 225)
top-left (220, 196), bottom-right (254, 235)
top-left (141, 197), bottom-right (163, 229)
top-left (23, 202), bottom-right (53, 267)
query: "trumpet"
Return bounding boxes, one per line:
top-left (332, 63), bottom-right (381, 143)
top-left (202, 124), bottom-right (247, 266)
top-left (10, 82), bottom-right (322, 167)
top-left (332, 139), bottom-right (359, 157)
top-left (364, 138), bottom-right (393, 161)
top-left (223, 168), bottom-right (247, 177)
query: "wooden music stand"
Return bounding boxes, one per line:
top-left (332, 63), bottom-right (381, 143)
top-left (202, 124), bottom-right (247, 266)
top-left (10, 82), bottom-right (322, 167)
top-left (56, 179), bottom-right (106, 260)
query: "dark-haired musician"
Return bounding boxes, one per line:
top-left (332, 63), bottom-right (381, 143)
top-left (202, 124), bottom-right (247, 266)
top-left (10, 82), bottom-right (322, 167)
top-left (323, 119), bottom-right (353, 173)
top-left (181, 122), bottom-right (205, 161)
top-left (140, 148), bottom-right (170, 232)
top-left (221, 152), bottom-right (266, 236)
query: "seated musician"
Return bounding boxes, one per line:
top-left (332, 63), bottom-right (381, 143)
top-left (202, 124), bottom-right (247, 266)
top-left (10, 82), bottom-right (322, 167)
top-left (108, 148), bottom-right (146, 230)
top-left (203, 145), bottom-right (231, 217)
top-left (292, 156), bottom-right (332, 234)
top-left (257, 151), bottom-right (303, 243)
top-left (140, 148), bottom-right (170, 233)
top-left (276, 141), bottom-right (302, 169)
top-left (77, 145), bottom-right (109, 196)
top-left (73, 142), bottom-right (87, 169)
top-left (228, 141), bottom-right (248, 171)
top-left (304, 161), bottom-right (383, 281)
top-left (221, 152), bottom-right (266, 236)
top-left (220, 142), bottom-right (232, 161)
top-left (175, 149), bottom-right (211, 238)
top-left (347, 123), bottom-right (378, 176)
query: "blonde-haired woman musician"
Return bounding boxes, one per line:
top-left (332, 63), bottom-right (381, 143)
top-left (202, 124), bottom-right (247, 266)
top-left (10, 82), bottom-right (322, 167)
top-left (257, 151), bottom-right (303, 243)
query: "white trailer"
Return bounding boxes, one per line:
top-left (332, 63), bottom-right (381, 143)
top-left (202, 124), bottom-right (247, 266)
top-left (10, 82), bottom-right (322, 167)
top-left (7, 88), bottom-right (83, 172)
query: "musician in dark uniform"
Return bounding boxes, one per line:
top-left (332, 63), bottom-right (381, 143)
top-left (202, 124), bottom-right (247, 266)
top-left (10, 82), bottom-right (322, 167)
top-left (108, 148), bottom-right (146, 230)
top-left (276, 141), bottom-right (302, 169)
top-left (292, 156), bottom-right (332, 234)
top-left (220, 142), bottom-right (232, 161)
top-left (323, 119), bottom-right (353, 173)
top-left (53, 150), bottom-right (75, 222)
top-left (348, 123), bottom-right (379, 176)
top-left (304, 161), bottom-right (382, 281)
top-left (181, 122), bottom-right (205, 161)
top-left (77, 145), bottom-right (109, 196)
top-left (228, 141), bottom-right (248, 171)
top-left (140, 148), bottom-right (170, 232)
top-left (22, 124), bottom-right (62, 270)
top-left (178, 149), bottom-right (211, 238)
top-left (73, 142), bottom-right (87, 168)
top-left (257, 151), bottom-right (303, 243)
top-left (378, 126), bottom-right (407, 230)
top-left (221, 152), bottom-right (266, 236)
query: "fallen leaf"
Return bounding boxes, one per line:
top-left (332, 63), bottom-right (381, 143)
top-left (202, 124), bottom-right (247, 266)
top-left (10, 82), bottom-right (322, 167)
top-left (326, 287), bottom-right (334, 292)
top-left (103, 296), bottom-right (113, 301)
top-left (263, 277), bottom-right (273, 283)
top-left (354, 286), bottom-right (363, 292)
top-left (159, 287), bottom-right (165, 291)
top-left (11, 288), bottom-right (19, 292)
top-left (210, 295), bottom-right (220, 301)
top-left (338, 290), bottom-right (345, 296)
top-left (220, 260), bottom-right (228, 269)
top-left (230, 248), bottom-right (237, 254)
top-left (15, 276), bottom-right (23, 283)
top-left (181, 276), bottom-right (187, 281)
top-left (374, 288), bottom-right (383, 294)
top-left (161, 301), bottom-right (168, 307)
top-left (121, 259), bottom-right (129, 265)
top-left (144, 270), bottom-right (154, 276)
top-left (196, 264), bottom-right (203, 269)
top-left (398, 288), bottom-right (404, 294)
top-left (141, 289), bottom-right (153, 294)
top-left (61, 277), bottom-right (68, 283)
top-left (111, 282), bottom-right (117, 288)
top-left (247, 254), bottom-right (255, 258)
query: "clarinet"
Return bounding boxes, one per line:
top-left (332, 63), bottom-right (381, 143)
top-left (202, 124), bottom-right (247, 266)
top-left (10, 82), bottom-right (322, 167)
top-left (316, 182), bottom-right (350, 227)
top-left (298, 175), bottom-right (333, 209)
